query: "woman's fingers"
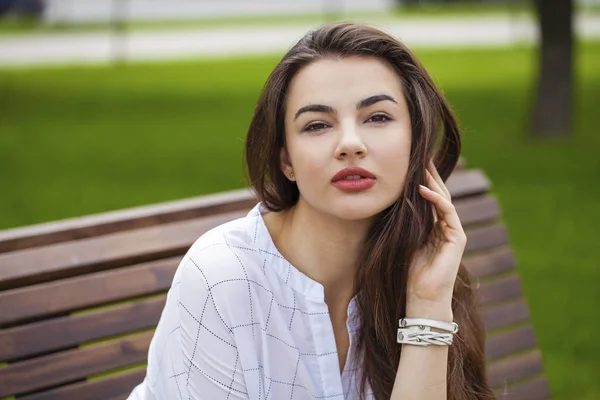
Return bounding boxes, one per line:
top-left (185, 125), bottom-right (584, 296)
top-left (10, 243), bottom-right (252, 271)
top-left (425, 170), bottom-right (447, 201)
top-left (427, 160), bottom-right (451, 201)
top-left (418, 184), bottom-right (465, 243)
top-left (424, 171), bottom-right (442, 223)
top-left (420, 161), bottom-right (459, 233)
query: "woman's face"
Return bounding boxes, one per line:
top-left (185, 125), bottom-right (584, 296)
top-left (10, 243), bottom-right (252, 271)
top-left (281, 55), bottom-right (412, 221)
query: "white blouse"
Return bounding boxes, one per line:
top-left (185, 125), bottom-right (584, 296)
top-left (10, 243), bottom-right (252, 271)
top-left (127, 202), bottom-right (374, 400)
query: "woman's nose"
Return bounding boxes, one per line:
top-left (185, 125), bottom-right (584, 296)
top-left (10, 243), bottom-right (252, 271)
top-left (335, 125), bottom-right (368, 159)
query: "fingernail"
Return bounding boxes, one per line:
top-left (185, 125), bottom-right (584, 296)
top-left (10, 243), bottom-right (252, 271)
top-left (419, 185), bottom-right (430, 192)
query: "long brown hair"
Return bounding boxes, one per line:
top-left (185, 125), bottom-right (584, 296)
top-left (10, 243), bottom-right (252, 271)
top-left (244, 22), bottom-right (495, 400)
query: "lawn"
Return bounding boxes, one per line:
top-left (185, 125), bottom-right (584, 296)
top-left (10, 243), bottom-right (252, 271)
top-left (1, 41), bottom-right (599, 398)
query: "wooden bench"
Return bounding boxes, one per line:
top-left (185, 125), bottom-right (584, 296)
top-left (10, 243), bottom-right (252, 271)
top-left (0, 163), bottom-right (550, 400)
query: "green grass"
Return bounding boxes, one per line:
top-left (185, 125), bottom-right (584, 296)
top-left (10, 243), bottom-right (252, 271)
top-left (428, 42), bottom-right (600, 399)
top-left (1, 42), bottom-right (599, 398)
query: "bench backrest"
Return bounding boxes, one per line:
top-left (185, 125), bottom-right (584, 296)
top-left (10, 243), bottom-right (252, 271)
top-left (0, 164), bottom-right (550, 399)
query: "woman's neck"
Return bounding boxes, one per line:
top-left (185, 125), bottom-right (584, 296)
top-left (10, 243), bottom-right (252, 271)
top-left (263, 198), bottom-right (372, 310)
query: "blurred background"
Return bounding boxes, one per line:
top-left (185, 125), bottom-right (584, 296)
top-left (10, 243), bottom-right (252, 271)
top-left (0, 0), bottom-right (598, 398)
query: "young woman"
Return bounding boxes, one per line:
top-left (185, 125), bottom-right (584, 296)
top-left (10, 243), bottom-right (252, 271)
top-left (128, 22), bottom-right (495, 400)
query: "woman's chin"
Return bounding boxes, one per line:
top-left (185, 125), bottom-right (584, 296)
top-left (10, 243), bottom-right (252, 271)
top-left (326, 198), bottom-right (392, 221)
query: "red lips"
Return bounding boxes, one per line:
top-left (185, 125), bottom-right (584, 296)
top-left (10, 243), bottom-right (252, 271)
top-left (332, 167), bottom-right (375, 182)
top-left (331, 167), bottom-right (377, 192)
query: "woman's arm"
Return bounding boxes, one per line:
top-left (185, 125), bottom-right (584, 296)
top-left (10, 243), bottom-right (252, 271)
top-left (138, 251), bottom-right (249, 400)
top-left (390, 161), bottom-right (466, 400)
top-left (177, 256), bottom-right (249, 399)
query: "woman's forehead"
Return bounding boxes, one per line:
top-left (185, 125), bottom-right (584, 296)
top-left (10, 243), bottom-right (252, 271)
top-left (286, 56), bottom-right (404, 110)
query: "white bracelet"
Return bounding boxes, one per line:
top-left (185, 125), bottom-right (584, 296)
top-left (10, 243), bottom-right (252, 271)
top-left (399, 317), bottom-right (459, 334)
top-left (397, 326), bottom-right (454, 346)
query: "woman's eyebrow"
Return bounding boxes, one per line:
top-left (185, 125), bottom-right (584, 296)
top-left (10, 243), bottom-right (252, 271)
top-left (293, 94), bottom-right (397, 121)
top-left (293, 104), bottom-right (335, 121)
top-left (356, 94), bottom-right (397, 109)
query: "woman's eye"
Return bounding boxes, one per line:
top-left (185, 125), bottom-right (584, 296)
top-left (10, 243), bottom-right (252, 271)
top-left (304, 122), bottom-right (329, 132)
top-left (366, 114), bottom-right (391, 123)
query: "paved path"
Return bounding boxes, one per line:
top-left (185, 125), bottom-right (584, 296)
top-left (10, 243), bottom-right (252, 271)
top-left (0, 15), bottom-right (599, 67)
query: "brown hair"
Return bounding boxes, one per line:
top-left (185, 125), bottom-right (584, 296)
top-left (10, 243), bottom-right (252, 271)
top-left (245, 22), bottom-right (495, 400)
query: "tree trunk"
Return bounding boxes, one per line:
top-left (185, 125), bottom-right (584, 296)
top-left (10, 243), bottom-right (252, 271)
top-left (531, 0), bottom-right (574, 137)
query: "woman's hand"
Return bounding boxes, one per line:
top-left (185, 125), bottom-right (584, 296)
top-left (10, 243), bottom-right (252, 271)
top-left (406, 160), bottom-right (467, 321)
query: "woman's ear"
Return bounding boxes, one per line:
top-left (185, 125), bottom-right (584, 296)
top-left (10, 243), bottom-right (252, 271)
top-left (279, 147), bottom-right (295, 181)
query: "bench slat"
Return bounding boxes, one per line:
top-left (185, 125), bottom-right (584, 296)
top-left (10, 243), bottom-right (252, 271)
top-left (481, 298), bottom-right (530, 332)
top-left (475, 275), bottom-right (523, 307)
top-left (487, 350), bottom-right (544, 388)
top-left (486, 325), bottom-right (537, 360)
top-left (0, 189), bottom-right (256, 254)
top-left (464, 224), bottom-right (508, 253)
top-left (463, 247), bottom-right (515, 279)
top-left (0, 210), bottom-right (247, 291)
top-left (0, 331), bottom-right (152, 398)
top-left (454, 195), bottom-right (500, 227)
top-left (0, 296), bottom-right (166, 363)
top-left (19, 368), bottom-right (146, 400)
top-left (445, 169), bottom-right (490, 198)
top-left (495, 376), bottom-right (551, 400)
top-left (0, 257), bottom-right (178, 328)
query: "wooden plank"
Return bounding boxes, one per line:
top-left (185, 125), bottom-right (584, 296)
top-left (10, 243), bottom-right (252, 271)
top-left (0, 331), bottom-right (152, 398)
top-left (446, 169), bottom-right (490, 199)
top-left (486, 325), bottom-right (537, 360)
top-left (0, 257), bottom-right (177, 328)
top-left (454, 195), bottom-right (501, 227)
top-left (0, 209), bottom-right (247, 291)
top-left (19, 368), bottom-right (145, 400)
top-left (476, 275), bottom-right (523, 307)
top-left (495, 376), bottom-right (551, 400)
top-left (0, 189), bottom-right (256, 254)
top-left (481, 298), bottom-right (530, 332)
top-left (465, 224), bottom-right (508, 253)
top-left (487, 350), bottom-right (544, 388)
top-left (0, 296), bottom-right (166, 362)
top-left (463, 247), bottom-right (515, 279)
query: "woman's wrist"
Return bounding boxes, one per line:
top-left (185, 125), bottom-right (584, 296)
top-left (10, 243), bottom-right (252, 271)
top-left (405, 298), bottom-right (453, 322)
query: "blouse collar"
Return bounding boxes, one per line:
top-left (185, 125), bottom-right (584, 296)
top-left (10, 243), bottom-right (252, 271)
top-left (248, 202), bottom-right (361, 330)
